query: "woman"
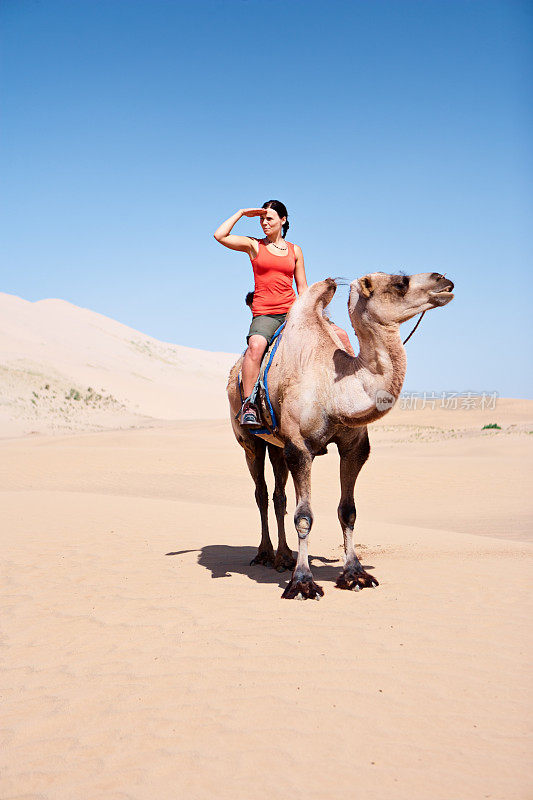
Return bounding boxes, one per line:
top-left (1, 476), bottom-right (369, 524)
top-left (214, 200), bottom-right (308, 426)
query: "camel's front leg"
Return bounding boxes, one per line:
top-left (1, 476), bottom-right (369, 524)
top-left (335, 432), bottom-right (379, 591)
top-left (281, 442), bottom-right (323, 600)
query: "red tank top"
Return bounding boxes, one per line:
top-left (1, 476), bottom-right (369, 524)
top-left (250, 238), bottom-right (297, 316)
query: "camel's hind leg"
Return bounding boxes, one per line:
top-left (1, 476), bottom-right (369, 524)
top-left (335, 430), bottom-right (378, 591)
top-left (245, 437), bottom-right (275, 567)
top-left (267, 444), bottom-right (296, 572)
top-left (281, 441), bottom-right (323, 600)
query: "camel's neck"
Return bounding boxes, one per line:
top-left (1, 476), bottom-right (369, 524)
top-left (332, 319), bottom-right (407, 424)
top-left (356, 320), bottom-right (406, 393)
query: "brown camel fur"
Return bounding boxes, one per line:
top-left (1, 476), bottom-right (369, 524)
top-left (227, 272), bottom-right (454, 599)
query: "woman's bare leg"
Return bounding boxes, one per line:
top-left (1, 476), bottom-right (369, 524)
top-left (242, 334), bottom-right (268, 398)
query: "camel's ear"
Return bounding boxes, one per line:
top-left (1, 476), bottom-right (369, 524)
top-left (359, 276), bottom-right (374, 298)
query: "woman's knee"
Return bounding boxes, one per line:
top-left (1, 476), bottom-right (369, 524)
top-left (246, 336), bottom-right (268, 361)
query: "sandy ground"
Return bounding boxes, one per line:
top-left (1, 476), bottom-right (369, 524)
top-left (1, 403), bottom-right (532, 799)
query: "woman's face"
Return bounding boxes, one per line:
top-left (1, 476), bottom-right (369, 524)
top-left (260, 208), bottom-right (286, 238)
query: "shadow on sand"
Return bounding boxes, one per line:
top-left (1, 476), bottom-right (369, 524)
top-left (166, 545), bottom-right (375, 590)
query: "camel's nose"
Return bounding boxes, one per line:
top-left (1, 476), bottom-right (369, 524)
top-left (434, 275), bottom-right (454, 292)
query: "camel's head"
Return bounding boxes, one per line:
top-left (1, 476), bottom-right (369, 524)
top-left (348, 272), bottom-right (454, 326)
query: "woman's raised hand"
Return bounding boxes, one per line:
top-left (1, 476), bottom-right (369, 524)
top-left (241, 208), bottom-right (266, 218)
top-left (214, 209), bottom-right (263, 253)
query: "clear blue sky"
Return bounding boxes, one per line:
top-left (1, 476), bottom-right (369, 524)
top-left (1, 0), bottom-right (532, 396)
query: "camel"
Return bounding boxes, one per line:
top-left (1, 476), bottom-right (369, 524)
top-left (227, 271), bottom-right (454, 599)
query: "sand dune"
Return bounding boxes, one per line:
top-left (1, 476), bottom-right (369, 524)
top-left (0, 291), bottom-right (238, 436)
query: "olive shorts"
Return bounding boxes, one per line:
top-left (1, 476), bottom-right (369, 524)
top-left (247, 313), bottom-right (287, 345)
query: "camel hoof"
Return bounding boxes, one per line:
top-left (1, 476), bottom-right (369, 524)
top-left (282, 577), bottom-right (324, 600)
top-left (250, 551), bottom-right (275, 567)
top-left (274, 552), bottom-right (297, 572)
top-left (335, 571), bottom-right (379, 591)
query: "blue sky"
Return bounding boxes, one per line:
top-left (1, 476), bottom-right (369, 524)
top-left (1, 0), bottom-right (532, 396)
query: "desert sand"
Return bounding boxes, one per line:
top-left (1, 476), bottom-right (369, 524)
top-left (1, 293), bottom-right (532, 799)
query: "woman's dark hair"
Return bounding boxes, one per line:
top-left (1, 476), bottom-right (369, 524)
top-left (262, 200), bottom-right (289, 238)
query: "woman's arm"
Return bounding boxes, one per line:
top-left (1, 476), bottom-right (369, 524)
top-left (294, 244), bottom-right (308, 294)
top-left (213, 208), bottom-right (265, 254)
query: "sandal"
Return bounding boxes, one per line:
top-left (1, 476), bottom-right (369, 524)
top-left (240, 401), bottom-right (261, 427)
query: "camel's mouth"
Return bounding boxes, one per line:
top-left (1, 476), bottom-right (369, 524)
top-left (429, 278), bottom-right (454, 305)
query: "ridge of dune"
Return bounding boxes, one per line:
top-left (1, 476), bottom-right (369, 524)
top-left (0, 291), bottom-right (239, 436)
